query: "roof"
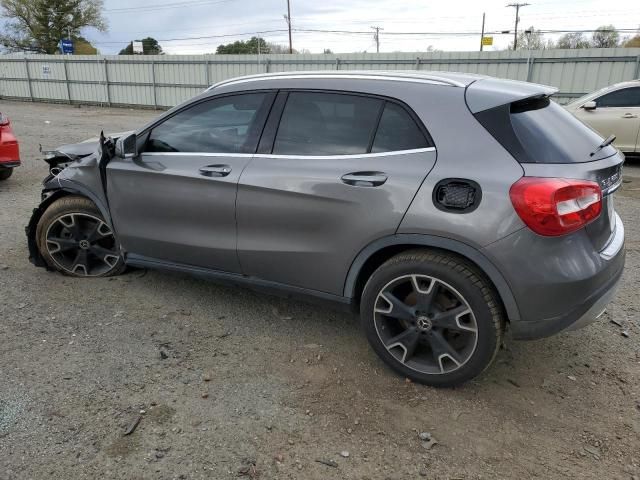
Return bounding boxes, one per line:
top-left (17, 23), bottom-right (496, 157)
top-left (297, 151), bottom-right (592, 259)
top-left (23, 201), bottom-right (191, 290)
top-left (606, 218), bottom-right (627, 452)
top-left (207, 70), bottom-right (488, 90)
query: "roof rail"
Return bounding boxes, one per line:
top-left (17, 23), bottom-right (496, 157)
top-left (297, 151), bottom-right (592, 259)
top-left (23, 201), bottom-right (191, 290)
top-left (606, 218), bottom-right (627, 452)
top-left (206, 70), bottom-right (468, 90)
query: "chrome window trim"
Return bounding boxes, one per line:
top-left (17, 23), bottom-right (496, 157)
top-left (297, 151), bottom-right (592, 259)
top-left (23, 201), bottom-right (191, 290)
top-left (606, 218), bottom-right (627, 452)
top-left (140, 146), bottom-right (436, 159)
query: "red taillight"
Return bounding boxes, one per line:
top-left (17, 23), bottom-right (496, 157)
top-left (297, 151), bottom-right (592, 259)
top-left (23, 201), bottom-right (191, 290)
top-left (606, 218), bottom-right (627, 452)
top-left (509, 177), bottom-right (602, 236)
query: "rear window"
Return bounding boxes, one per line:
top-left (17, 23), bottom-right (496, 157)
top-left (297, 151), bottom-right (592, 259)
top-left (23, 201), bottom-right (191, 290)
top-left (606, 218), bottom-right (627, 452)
top-left (475, 96), bottom-right (616, 163)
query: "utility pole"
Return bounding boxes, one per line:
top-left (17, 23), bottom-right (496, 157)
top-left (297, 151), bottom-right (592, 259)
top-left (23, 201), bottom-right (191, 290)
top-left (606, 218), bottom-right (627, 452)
top-left (371, 26), bottom-right (383, 53)
top-left (480, 12), bottom-right (485, 51)
top-left (507, 3), bottom-right (530, 50)
top-left (285, 0), bottom-right (293, 54)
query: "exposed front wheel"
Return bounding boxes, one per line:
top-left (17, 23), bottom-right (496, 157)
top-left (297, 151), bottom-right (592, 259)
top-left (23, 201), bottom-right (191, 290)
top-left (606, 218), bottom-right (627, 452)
top-left (36, 196), bottom-right (125, 277)
top-left (0, 168), bottom-right (13, 180)
top-left (360, 250), bottom-right (504, 387)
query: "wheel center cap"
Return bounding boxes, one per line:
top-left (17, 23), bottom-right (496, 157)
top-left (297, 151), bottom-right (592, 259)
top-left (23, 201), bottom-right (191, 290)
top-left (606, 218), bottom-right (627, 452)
top-left (79, 240), bottom-right (90, 250)
top-left (416, 315), bottom-right (433, 331)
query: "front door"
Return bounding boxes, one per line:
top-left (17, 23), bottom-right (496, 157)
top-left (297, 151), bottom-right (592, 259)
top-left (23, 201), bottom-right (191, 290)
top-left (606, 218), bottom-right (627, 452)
top-left (107, 91), bottom-right (274, 272)
top-left (237, 91), bottom-right (437, 295)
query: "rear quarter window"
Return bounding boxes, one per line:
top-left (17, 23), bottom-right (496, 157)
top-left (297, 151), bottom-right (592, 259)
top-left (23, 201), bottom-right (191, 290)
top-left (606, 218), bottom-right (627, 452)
top-left (475, 96), bottom-right (616, 163)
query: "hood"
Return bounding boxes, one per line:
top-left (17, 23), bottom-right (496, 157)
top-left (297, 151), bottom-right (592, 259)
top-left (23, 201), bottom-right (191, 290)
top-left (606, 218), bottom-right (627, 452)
top-left (49, 131), bottom-right (134, 159)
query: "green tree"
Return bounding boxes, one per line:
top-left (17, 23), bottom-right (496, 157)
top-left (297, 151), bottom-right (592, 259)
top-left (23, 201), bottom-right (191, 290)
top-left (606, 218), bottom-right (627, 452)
top-left (216, 36), bottom-right (269, 54)
top-left (0, 0), bottom-right (106, 53)
top-left (75, 36), bottom-right (98, 54)
top-left (623, 35), bottom-right (640, 48)
top-left (556, 32), bottom-right (590, 49)
top-left (591, 25), bottom-right (619, 48)
top-left (118, 37), bottom-right (163, 55)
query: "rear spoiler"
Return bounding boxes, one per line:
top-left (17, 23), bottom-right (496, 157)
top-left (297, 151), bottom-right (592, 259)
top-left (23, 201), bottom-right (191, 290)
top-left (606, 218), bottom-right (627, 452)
top-left (465, 77), bottom-right (558, 114)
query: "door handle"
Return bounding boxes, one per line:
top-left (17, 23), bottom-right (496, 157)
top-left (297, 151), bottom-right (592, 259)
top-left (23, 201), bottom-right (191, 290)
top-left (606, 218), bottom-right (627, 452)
top-left (341, 171), bottom-right (388, 187)
top-left (199, 164), bottom-right (232, 177)
top-left (622, 113), bottom-right (638, 118)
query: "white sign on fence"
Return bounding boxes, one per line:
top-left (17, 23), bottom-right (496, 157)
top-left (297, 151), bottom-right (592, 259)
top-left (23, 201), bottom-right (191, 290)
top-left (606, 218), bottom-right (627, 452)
top-left (42, 65), bottom-right (51, 78)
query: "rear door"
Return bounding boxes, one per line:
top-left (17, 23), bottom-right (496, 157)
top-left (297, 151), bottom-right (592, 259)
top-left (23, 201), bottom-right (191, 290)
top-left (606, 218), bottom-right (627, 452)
top-left (574, 86), bottom-right (640, 153)
top-left (236, 90), bottom-right (437, 295)
top-left (107, 92), bottom-right (274, 272)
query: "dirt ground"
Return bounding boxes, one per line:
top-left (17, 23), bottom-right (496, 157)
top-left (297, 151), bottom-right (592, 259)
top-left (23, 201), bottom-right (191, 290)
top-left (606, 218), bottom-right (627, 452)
top-left (0, 100), bottom-right (639, 480)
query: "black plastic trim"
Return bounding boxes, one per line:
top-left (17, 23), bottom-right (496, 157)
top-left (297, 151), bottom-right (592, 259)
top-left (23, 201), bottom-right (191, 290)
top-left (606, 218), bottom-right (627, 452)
top-left (343, 233), bottom-right (521, 321)
top-left (126, 254), bottom-right (353, 310)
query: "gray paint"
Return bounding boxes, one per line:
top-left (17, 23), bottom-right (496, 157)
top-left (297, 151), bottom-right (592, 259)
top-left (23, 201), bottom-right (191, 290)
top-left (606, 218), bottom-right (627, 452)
top-left (33, 70), bottom-right (625, 341)
top-left (465, 77), bottom-right (557, 113)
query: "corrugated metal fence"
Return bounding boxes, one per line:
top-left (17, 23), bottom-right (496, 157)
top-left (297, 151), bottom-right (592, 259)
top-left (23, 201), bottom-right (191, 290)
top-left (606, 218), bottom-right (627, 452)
top-left (1, 48), bottom-right (639, 108)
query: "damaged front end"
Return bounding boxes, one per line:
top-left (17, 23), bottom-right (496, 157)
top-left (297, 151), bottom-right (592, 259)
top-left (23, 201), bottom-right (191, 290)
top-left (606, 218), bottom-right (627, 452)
top-left (27, 133), bottom-right (118, 268)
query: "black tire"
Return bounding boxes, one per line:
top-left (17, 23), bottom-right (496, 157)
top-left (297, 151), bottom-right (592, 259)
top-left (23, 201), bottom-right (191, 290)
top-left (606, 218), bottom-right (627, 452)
top-left (0, 168), bottom-right (13, 180)
top-left (360, 250), bottom-right (504, 387)
top-left (36, 195), bottom-right (125, 277)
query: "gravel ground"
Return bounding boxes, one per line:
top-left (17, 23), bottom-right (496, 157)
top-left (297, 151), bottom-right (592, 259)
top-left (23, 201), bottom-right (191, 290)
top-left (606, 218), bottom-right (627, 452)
top-left (0, 100), bottom-right (639, 480)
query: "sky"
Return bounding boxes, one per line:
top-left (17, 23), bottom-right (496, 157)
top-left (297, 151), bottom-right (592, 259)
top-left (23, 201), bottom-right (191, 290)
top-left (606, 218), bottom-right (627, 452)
top-left (6, 0), bottom-right (640, 54)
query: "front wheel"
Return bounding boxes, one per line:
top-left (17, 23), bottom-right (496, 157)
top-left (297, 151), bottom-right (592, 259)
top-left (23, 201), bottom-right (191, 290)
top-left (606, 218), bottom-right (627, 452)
top-left (0, 168), bottom-right (13, 180)
top-left (36, 196), bottom-right (125, 277)
top-left (360, 250), bottom-right (504, 387)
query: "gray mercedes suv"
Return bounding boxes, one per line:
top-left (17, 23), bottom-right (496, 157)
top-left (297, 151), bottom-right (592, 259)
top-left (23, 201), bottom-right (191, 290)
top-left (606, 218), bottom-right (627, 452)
top-left (27, 71), bottom-right (625, 387)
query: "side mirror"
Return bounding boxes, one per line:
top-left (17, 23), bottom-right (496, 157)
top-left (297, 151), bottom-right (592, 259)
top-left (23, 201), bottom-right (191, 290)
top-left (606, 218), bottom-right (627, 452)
top-left (582, 101), bottom-right (597, 111)
top-left (115, 133), bottom-right (137, 158)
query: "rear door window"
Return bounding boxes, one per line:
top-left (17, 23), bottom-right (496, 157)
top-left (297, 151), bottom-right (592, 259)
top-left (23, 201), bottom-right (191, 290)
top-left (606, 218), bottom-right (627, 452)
top-left (371, 102), bottom-right (429, 153)
top-left (272, 92), bottom-right (382, 155)
top-left (595, 87), bottom-right (640, 108)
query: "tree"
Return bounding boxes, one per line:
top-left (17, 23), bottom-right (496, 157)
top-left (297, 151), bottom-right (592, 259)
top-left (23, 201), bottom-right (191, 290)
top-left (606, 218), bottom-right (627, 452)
top-left (623, 35), bottom-right (640, 48)
top-left (75, 36), bottom-right (98, 54)
top-left (0, 0), bottom-right (106, 54)
top-left (591, 25), bottom-right (619, 48)
top-left (508, 27), bottom-right (551, 50)
top-left (556, 32), bottom-right (590, 49)
top-left (118, 37), bottom-right (163, 55)
top-left (217, 37), bottom-right (269, 54)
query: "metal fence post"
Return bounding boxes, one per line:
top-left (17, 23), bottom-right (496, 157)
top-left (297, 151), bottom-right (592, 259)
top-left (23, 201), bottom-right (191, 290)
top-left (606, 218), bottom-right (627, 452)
top-left (62, 57), bottom-right (72, 104)
top-left (526, 56), bottom-right (535, 82)
top-left (415, 57), bottom-right (421, 70)
top-left (265, 59), bottom-right (270, 73)
top-left (204, 59), bottom-right (210, 87)
top-left (151, 60), bottom-right (157, 109)
top-left (103, 58), bottom-right (111, 106)
top-left (335, 58), bottom-right (340, 70)
top-left (24, 57), bottom-right (33, 101)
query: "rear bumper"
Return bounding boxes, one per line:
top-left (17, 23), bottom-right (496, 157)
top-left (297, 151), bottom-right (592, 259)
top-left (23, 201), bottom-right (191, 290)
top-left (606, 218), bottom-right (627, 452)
top-left (484, 212), bottom-right (625, 340)
top-left (0, 160), bottom-right (20, 168)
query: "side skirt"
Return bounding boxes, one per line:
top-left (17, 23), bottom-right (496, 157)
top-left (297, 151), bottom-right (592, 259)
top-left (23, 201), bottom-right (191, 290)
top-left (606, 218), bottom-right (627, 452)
top-left (126, 254), bottom-right (354, 312)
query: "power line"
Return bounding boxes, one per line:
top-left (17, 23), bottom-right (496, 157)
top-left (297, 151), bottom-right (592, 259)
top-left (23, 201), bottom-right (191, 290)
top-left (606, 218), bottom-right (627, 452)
top-left (104, 0), bottom-right (235, 13)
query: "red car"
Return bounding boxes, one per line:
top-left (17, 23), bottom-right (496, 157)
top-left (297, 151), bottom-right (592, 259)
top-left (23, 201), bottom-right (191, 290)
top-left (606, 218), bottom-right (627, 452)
top-left (0, 112), bottom-right (20, 180)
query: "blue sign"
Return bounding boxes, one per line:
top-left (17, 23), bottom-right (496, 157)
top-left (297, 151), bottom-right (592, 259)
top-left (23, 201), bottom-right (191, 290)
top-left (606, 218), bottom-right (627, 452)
top-left (60, 39), bottom-right (74, 55)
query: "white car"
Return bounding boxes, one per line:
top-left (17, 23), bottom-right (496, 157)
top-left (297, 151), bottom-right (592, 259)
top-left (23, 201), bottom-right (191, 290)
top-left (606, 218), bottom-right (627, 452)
top-left (565, 80), bottom-right (640, 155)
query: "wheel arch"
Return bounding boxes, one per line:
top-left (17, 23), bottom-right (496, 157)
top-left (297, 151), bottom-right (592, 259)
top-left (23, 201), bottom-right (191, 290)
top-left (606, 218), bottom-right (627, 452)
top-left (343, 234), bottom-right (520, 322)
top-left (26, 182), bottom-right (113, 268)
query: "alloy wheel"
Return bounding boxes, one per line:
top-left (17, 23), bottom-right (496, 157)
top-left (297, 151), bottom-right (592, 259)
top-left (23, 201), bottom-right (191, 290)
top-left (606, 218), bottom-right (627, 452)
top-left (45, 213), bottom-right (120, 276)
top-left (373, 274), bottom-right (478, 375)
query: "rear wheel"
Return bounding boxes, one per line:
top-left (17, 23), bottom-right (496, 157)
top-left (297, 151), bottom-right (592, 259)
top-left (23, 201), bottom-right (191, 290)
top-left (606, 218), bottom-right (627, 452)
top-left (0, 168), bottom-right (13, 180)
top-left (36, 196), bottom-right (125, 277)
top-left (360, 250), bottom-right (504, 387)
